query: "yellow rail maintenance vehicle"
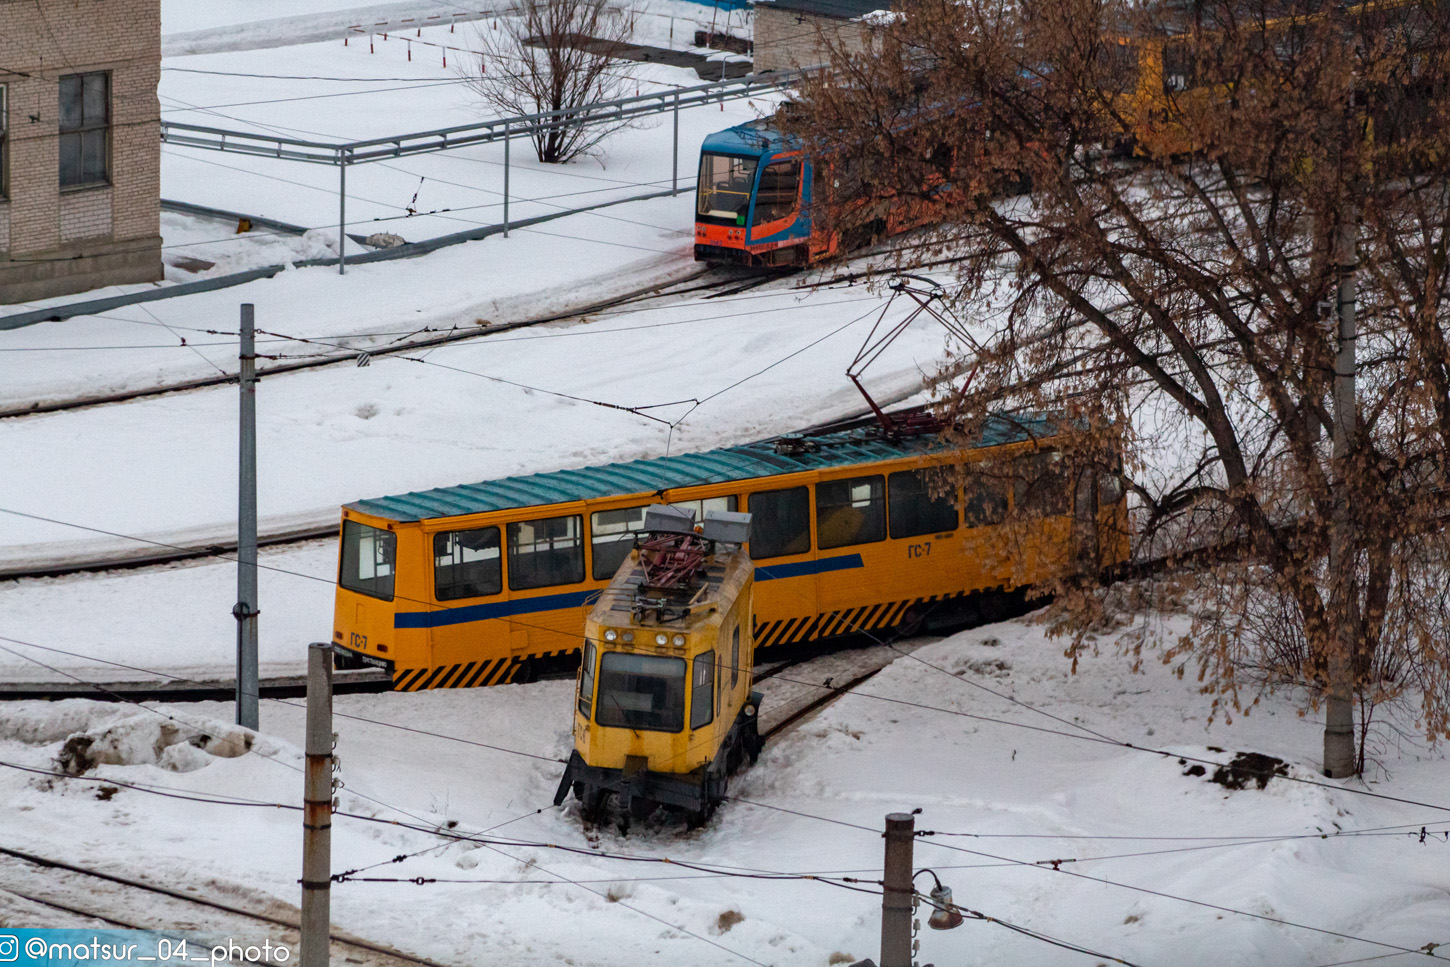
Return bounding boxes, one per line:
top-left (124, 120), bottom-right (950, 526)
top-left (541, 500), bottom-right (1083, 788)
top-left (555, 505), bottom-right (762, 828)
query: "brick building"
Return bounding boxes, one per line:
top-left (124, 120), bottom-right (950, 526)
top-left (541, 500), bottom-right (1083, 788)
top-left (0, 0), bottom-right (162, 303)
top-left (752, 0), bottom-right (889, 73)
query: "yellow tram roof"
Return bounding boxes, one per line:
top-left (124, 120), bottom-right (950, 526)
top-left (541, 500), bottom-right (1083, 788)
top-left (347, 411), bottom-right (1060, 523)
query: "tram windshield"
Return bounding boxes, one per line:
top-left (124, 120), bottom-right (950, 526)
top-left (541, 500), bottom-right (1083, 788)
top-left (696, 153), bottom-right (758, 225)
top-left (595, 652), bottom-right (686, 732)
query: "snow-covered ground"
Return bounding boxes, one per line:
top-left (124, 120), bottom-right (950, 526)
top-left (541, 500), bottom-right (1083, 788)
top-left (1, 615), bottom-right (1444, 965)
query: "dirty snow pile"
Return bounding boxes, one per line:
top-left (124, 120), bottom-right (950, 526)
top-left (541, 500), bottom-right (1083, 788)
top-left (1, 613), bottom-right (1445, 965)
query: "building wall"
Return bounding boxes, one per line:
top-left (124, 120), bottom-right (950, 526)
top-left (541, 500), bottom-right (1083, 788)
top-left (753, 6), bottom-right (871, 73)
top-left (0, 0), bottom-right (162, 304)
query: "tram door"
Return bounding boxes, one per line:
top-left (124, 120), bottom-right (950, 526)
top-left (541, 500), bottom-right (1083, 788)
top-left (745, 485), bottom-right (818, 649)
top-left (503, 513), bottom-right (590, 660)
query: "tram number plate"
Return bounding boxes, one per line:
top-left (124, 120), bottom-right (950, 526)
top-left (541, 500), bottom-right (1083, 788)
top-left (907, 542), bottom-right (932, 559)
top-left (350, 632), bottom-right (367, 650)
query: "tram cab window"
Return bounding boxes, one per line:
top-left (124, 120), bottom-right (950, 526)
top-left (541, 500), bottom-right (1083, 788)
top-left (578, 638), bottom-right (597, 719)
top-left (433, 526), bottom-right (501, 601)
top-left (340, 520), bottom-right (396, 601)
top-left (748, 487), bottom-right (811, 559)
top-left (595, 653), bottom-right (685, 732)
top-left (887, 469), bottom-right (959, 539)
top-left (507, 514), bottom-right (584, 590)
top-left (816, 475), bottom-right (885, 549)
top-left (752, 159), bottom-right (802, 226)
top-left (697, 153), bottom-right (757, 225)
top-left (962, 467), bottom-right (1010, 527)
top-left (731, 626), bottom-right (740, 688)
top-left (1012, 452), bottom-right (1071, 518)
top-left (690, 652), bottom-right (715, 729)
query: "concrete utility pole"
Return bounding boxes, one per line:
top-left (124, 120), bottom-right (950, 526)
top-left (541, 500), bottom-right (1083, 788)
top-left (301, 642), bottom-right (334, 967)
top-left (234, 303), bottom-right (259, 731)
top-left (880, 813), bottom-right (915, 967)
top-left (1324, 210), bottom-right (1359, 779)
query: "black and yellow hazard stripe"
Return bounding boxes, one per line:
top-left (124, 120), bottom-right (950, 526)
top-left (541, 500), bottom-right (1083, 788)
top-left (753, 592), bottom-right (968, 649)
top-left (391, 648), bottom-right (577, 691)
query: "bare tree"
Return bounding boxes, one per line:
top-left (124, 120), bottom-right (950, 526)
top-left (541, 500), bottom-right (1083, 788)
top-left (465, 0), bottom-right (639, 163)
top-left (786, 0), bottom-right (1450, 776)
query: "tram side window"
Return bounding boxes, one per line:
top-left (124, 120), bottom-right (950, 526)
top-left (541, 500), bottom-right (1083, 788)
top-left (748, 487), bottom-right (811, 559)
top-left (752, 159), bottom-right (802, 226)
top-left (433, 526), bottom-right (501, 601)
top-left (339, 520), bottom-right (396, 601)
top-left (691, 651), bottom-right (715, 730)
top-left (507, 514), bottom-right (584, 590)
top-left (816, 475), bottom-right (885, 550)
top-left (578, 638), bottom-right (597, 719)
top-left (596, 653), bottom-right (685, 732)
top-left (1013, 453), bottom-right (1071, 518)
top-left (962, 468), bottom-right (1009, 527)
top-left (591, 506), bottom-right (646, 580)
top-left (731, 625), bottom-right (740, 688)
top-left (888, 469), bottom-right (959, 539)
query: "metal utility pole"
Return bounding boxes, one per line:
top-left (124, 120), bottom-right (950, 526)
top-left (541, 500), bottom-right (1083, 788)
top-left (301, 642), bottom-right (334, 967)
top-left (234, 304), bottom-right (259, 731)
top-left (1324, 210), bottom-right (1359, 779)
top-left (880, 813), bottom-right (914, 967)
top-left (337, 152), bottom-right (348, 275)
top-left (503, 122), bottom-right (510, 238)
top-left (672, 91), bottom-right (680, 194)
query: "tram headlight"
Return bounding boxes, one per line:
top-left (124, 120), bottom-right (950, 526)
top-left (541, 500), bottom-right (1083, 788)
top-left (622, 631), bottom-right (634, 643)
top-left (604, 629), bottom-right (618, 642)
top-left (672, 634), bottom-right (686, 647)
top-left (655, 633), bottom-right (668, 646)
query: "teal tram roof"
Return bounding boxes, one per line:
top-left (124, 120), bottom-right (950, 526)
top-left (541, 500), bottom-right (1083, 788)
top-left (700, 118), bottom-right (796, 158)
top-left (348, 415), bottom-right (1055, 523)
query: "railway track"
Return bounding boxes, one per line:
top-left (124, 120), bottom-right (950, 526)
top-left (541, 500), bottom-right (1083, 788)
top-left (0, 266), bottom-right (797, 422)
top-left (0, 845), bottom-right (459, 967)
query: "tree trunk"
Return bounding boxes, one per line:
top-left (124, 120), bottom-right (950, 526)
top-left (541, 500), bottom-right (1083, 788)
top-left (1323, 209), bottom-right (1359, 779)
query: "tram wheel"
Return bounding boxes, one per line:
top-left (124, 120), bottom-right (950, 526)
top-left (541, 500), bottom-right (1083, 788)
top-left (628, 796), bottom-right (656, 821)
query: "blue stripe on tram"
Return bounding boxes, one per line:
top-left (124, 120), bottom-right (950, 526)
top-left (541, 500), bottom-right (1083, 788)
top-left (394, 588), bottom-right (598, 629)
top-left (753, 553), bottom-right (865, 582)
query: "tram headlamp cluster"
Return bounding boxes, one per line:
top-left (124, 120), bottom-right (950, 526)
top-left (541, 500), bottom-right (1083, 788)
top-left (604, 629), bottom-right (635, 644)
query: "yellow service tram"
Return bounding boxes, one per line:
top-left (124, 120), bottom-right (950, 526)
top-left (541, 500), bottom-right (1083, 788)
top-left (553, 505), bottom-right (762, 826)
top-left (330, 410), bottom-right (1128, 689)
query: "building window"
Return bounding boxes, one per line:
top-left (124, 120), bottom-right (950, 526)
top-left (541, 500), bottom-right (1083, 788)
top-left (59, 72), bottom-right (109, 188)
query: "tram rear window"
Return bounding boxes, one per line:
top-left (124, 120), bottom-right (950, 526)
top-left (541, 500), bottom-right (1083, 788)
top-left (748, 486), bottom-right (811, 559)
top-left (433, 526), bottom-right (501, 601)
top-left (507, 515), bottom-right (584, 590)
top-left (340, 520), bottom-right (396, 601)
top-left (697, 153), bottom-right (757, 224)
top-left (888, 469), bottom-right (959, 539)
top-left (595, 652), bottom-right (685, 732)
top-left (751, 159), bottom-right (802, 226)
top-left (816, 475), bottom-right (885, 549)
